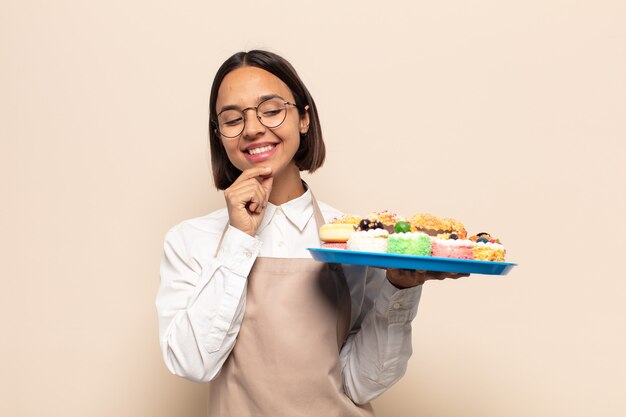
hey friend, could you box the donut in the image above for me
[319,223,356,243]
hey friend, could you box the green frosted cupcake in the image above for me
[387,232,432,256]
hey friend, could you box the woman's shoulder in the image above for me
[164,208,229,250]
[161,208,232,266]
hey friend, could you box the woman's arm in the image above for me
[157,167,272,382]
[156,224,261,382]
[339,267,422,404]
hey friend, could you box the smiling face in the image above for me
[215,66,309,181]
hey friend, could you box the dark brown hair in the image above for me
[208,50,325,190]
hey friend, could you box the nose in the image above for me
[241,107,266,139]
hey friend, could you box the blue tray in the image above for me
[307,248,516,276]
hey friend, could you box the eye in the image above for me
[258,98,286,118]
[219,110,244,126]
[223,116,243,126]
[260,108,284,118]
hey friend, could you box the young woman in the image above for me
[156,50,464,416]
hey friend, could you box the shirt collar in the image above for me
[281,188,314,231]
[257,187,314,234]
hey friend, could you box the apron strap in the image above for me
[310,192,327,244]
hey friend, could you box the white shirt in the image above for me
[156,189,422,404]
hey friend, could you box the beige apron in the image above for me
[207,196,375,417]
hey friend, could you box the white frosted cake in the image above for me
[347,229,389,252]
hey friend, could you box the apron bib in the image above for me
[207,196,375,417]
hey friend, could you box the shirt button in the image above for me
[243,249,252,258]
[393,302,401,310]
[278,241,285,247]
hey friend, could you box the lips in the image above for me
[243,142,279,162]
[246,144,275,155]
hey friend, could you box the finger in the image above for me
[229,183,265,211]
[430,272,469,280]
[235,176,271,209]
[251,180,269,213]
[386,268,428,288]
[250,184,268,214]
[261,176,273,206]
[390,268,425,280]
[229,178,266,198]
[228,177,263,194]
[235,184,261,212]
[250,186,266,213]
[233,167,273,185]
[228,176,270,210]
[442,272,470,279]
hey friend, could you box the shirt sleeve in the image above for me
[339,267,422,404]
[156,224,262,382]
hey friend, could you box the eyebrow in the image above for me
[218,93,284,113]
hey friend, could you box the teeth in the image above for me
[247,145,275,155]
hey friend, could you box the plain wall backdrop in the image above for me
[2,1,625,416]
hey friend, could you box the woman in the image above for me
[157,50,464,416]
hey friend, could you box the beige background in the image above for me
[2,0,625,416]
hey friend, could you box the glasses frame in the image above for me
[216,97,298,138]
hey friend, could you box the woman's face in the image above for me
[215,66,309,179]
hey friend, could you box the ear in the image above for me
[299,105,310,134]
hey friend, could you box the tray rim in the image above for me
[307,247,517,275]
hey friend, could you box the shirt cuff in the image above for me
[216,225,262,277]
[375,279,422,324]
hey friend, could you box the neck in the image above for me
[269,163,306,205]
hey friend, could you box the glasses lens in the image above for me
[218,110,244,138]
[257,99,287,128]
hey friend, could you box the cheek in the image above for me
[280,117,303,142]
[277,130,301,151]
[221,140,242,163]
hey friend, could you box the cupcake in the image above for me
[346,218,389,252]
[347,229,389,252]
[470,232,506,261]
[431,234,475,259]
[368,210,405,233]
[410,213,467,238]
[387,231,432,256]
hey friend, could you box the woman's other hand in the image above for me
[386,269,469,289]
[224,167,274,236]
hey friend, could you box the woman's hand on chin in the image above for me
[224,167,273,236]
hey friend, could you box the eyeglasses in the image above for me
[216,97,298,138]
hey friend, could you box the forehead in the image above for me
[216,66,294,109]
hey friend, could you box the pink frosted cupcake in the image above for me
[430,236,475,259]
